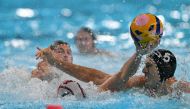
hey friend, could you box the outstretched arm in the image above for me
[42,49,110,85]
[54,62,110,85]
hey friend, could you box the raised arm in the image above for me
[99,52,143,91]
[99,42,157,91]
[119,52,142,81]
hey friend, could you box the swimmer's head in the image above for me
[50,40,69,49]
[147,49,177,82]
[75,27,96,53]
[50,40,73,63]
[78,27,96,40]
[57,80,86,99]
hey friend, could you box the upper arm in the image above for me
[99,74,145,92]
[119,53,142,81]
[99,73,124,91]
[124,75,145,88]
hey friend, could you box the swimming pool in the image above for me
[0,0,190,108]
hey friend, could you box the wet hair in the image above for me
[148,49,177,82]
[75,27,96,48]
[78,27,96,40]
[50,40,69,50]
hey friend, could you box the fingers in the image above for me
[36,47,42,51]
[135,39,160,55]
[36,51,43,60]
[43,50,56,65]
[136,43,153,55]
[35,47,47,60]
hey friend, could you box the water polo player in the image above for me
[38,13,190,97]
[75,27,115,56]
[31,40,73,81]
[57,80,86,99]
[42,47,190,97]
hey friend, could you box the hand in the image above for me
[135,39,160,55]
[41,48,59,66]
[35,47,50,60]
[31,68,51,80]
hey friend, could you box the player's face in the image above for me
[76,30,94,53]
[53,44,73,63]
[142,57,161,89]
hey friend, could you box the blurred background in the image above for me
[0,0,190,75]
[0,0,190,108]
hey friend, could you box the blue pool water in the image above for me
[0,0,190,109]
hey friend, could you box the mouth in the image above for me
[63,59,69,62]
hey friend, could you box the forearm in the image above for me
[119,52,142,81]
[53,60,110,85]
[99,52,142,91]
[44,49,110,84]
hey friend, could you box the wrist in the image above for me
[136,52,143,59]
[136,49,142,55]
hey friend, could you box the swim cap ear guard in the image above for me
[148,49,177,82]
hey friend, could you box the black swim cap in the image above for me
[148,49,177,82]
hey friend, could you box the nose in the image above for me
[63,53,68,58]
[64,55,67,58]
[63,53,72,61]
[81,41,86,45]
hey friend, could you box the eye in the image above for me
[148,25,154,31]
[77,37,82,41]
[57,50,62,53]
[67,50,71,55]
[55,49,65,54]
[59,50,64,53]
[135,30,142,35]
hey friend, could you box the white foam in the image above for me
[0,67,102,101]
[16,8,35,18]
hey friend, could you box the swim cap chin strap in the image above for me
[148,49,177,82]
